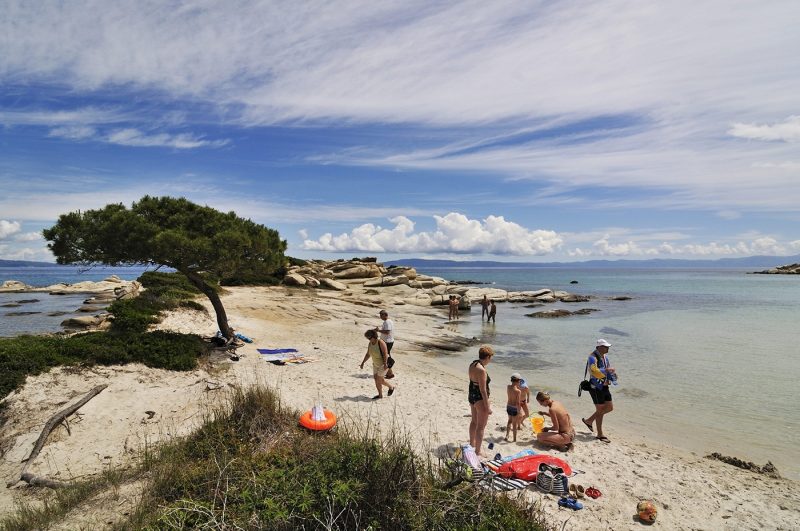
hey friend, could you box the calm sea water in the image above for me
[0,266,150,337]
[421,267,800,480]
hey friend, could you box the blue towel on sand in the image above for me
[258,348,298,354]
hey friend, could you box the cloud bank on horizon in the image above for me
[1,1,799,262]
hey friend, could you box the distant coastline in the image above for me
[386,253,800,269]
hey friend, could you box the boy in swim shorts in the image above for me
[505,373,523,442]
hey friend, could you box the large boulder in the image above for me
[387,266,417,280]
[332,264,382,279]
[559,294,590,303]
[363,275,410,287]
[465,287,508,302]
[304,277,321,288]
[61,315,106,328]
[0,280,30,291]
[284,273,307,286]
[320,278,348,291]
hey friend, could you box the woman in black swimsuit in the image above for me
[468,345,494,456]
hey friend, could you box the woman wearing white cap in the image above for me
[582,339,616,443]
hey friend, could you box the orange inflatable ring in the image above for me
[299,409,337,431]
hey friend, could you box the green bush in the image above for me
[0,332,206,414]
[125,388,544,530]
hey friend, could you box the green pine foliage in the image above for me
[43,196,288,337]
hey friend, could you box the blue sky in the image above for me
[2,0,799,262]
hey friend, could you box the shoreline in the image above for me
[1,284,799,528]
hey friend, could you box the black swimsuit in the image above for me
[468,360,491,404]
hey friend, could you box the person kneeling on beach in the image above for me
[536,391,575,452]
[505,373,523,442]
[360,329,395,400]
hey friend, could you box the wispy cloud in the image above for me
[0,107,127,126]
[105,128,229,149]
[46,124,229,149]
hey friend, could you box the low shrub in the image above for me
[0,332,206,414]
[125,388,544,530]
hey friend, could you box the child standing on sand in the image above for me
[505,373,523,441]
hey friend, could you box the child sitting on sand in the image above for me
[505,373,523,441]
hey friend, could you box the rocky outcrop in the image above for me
[282,257,588,311]
[527,308,600,318]
[753,263,800,275]
[0,280,29,291]
[61,314,113,330]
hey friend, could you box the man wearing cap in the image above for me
[581,339,616,443]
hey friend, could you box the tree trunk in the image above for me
[184,270,233,339]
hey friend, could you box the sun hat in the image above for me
[510,372,522,381]
[596,339,612,347]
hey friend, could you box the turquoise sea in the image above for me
[418,267,800,480]
[0,266,150,337]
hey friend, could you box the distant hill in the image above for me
[386,254,800,269]
[0,259,57,267]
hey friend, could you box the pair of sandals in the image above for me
[581,418,612,443]
[558,496,583,510]
[569,484,586,498]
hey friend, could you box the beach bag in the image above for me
[536,463,568,495]
[387,356,395,368]
[578,361,591,397]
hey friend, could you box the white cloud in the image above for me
[105,129,229,149]
[14,231,44,242]
[729,116,800,142]
[568,234,800,258]
[298,229,308,240]
[302,213,563,255]
[0,108,127,126]
[48,125,96,140]
[0,220,22,239]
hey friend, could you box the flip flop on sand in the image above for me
[581,418,593,432]
[585,487,602,499]
[558,496,583,510]
[388,388,395,396]
[596,436,611,443]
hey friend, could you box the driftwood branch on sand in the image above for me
[19,472,68,489]
[6,384,108,489]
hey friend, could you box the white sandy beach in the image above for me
[2,284,799,529]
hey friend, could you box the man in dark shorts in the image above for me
[581,339,616,443]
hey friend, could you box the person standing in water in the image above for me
[488,300,497,323]
[481,295,491,320]
[582,339,616,443]
[468,345,494,456]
